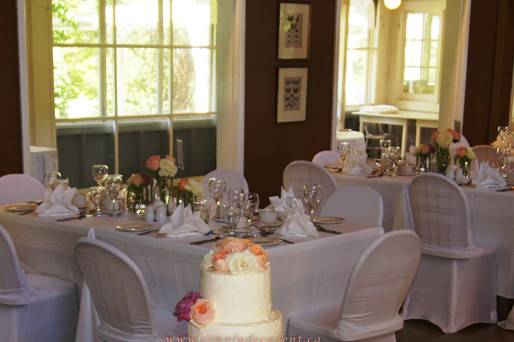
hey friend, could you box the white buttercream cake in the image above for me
[187,238,284,339]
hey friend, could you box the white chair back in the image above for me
[0,225,27,294]
[321,186,383,226]
[74,238,158,339]
[312,151,340,167]
[409,173,475,258]
[201,169,249,195]
[283,161,338,208]
[335,230,421,340]
[0,174,45,205]
[472,145,499,166]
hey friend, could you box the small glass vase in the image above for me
[455,158,471,185]
[416,154,430,173]
[436,146,450,174]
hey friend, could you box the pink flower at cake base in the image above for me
[190,299,215,328]
[173,292,202,322]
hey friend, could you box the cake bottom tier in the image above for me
[188,310,284,339]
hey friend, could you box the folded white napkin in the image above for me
[36,183,79,217]
[472,162,507,189]
[278,200,318,238]
[159,204,210,238]
[269,187,295,212]
[344,146,372,175]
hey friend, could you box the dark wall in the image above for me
[0,0,23,175]
[244,0,336,201]
[463,0,514,145]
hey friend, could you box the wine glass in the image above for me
[92,164,109,186]
[226,188,244,208]
[208,178,227,219]
[337,141,351,167]
[44,171,62,189]
[302,184,323,218]
[105,174,123,216]
[88,186,104,216]
[242,192,259,232]
[225,205,241,237]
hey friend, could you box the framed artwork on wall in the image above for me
[276,67,308,123]
[278,3,311,59]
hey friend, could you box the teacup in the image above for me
[259,208,278,224]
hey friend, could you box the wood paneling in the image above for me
[463,0,514,145]
[0,0,23,175]
[244,0,336,202]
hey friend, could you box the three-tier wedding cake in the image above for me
[174,238,284,339]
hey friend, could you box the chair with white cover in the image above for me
[402,173,497,333]
[0,174,45,205]
[321,186,383,226]
[312,151,340,167]
[74,237,187,341]
[0,224,78,342]
[288,230,421,341]
[201,169,249,195]
[472,145,499,166]
[283,160,338,209]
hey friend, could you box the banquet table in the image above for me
[0,205,384,339]
[333,172,514,298]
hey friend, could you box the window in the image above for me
[35,0,217,187]
[402,12,441,96]
[344,0,377,108]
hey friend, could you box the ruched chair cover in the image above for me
[472,145,499,166]
[402,173,497,333]
[288,230,421,341]
[312,151,340,167]
[0,224,78,342]
[74,237,187,342]
[0,174,45,205]
[283,161,338,209]
[321,187,384,226]
[201,169,249,195]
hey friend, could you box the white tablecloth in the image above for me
[333,172,514,298]
[0,207,383,340]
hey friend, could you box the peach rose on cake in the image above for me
[247,243,268,269]
[190,299,215,328]
[145,155,161,171]
[216,237,251,254]
[212,250,230,272]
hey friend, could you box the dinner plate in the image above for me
[250,236,281,247]
[312,216,345,225]
[7,203,37,213]
[115,223,153,233]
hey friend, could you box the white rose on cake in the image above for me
[227,250,261,275]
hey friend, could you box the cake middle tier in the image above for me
[201,268,272,324]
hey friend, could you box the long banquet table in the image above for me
[333,172,514,298]
[0,205,384,339]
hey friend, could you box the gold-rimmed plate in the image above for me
[7,203,37,213]
[312,216,345,225]
[115,223,153,233]
[250,236,281,247]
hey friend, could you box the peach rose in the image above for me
[127,173,143,186]
[216,238,251,254]
[457,146,467,158]
[190,299,215,327]
[146,155,161,171]
[212,250,229,272]
[247,243,268,269]
[178,178,188,191]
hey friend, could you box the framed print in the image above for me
[278,3,311,59]
[276,67,308,123]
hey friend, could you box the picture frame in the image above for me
[276,67,308,123]
[278,3,311,59]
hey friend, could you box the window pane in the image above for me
[404,41,422,67]
[406,13,424,40]
[115,0,159,44]
[172,0,212,46]
[429,41,438,67]
[173,48,212,113]
[431,15,440,39]
[53,47,101,118]
[117,48,167,115]
[52,0,99,44]
[403,67,435,94]
[428,67,437,85]
[345,50,367,106]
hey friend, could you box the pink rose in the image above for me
[146,155,161,171]
[190,299,215,327]
[216,237,251,254]
[173,292,201,322]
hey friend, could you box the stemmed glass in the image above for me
[225,202,241,237]
[88,186,104,216]
[497,126,512,178]
[208,178,227,219]
[92,164,109,186]
[242,193,259,235]
[105,174,124,216]
[337,141,351,167]
[226,188,244,207]
[302,184,323,218]
[44,171,62,189]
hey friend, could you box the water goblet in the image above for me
[242,193,259,236]
[208,178,227,219]
[337,141,351,167]
[92,164,109,186]
[88,186,104,216]
[225,205,241,237]
[302,184,323,218]
[105,174,123,216]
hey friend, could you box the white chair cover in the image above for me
[201,169,249,195]
[321,187,383,226]
[472,145,499,166]
[0,225,78,342]
[74,238,187,342]
[288,231,421,341]
[0,174,45,205]
[312,151,340,167]
[402,173,497,333]
[283,161,338,209]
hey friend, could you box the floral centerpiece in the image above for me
[413,143,434,173]
[146,155,178,197]
[432,128,460,173]
[492,127,513,177]
[454,146,476,180]
[126,173,152,213]
[176,178,203,207]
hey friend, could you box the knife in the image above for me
[56,214,87,222]
[190,236,221,245]
[315,224,342,235]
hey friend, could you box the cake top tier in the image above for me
[202,237,269,275]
